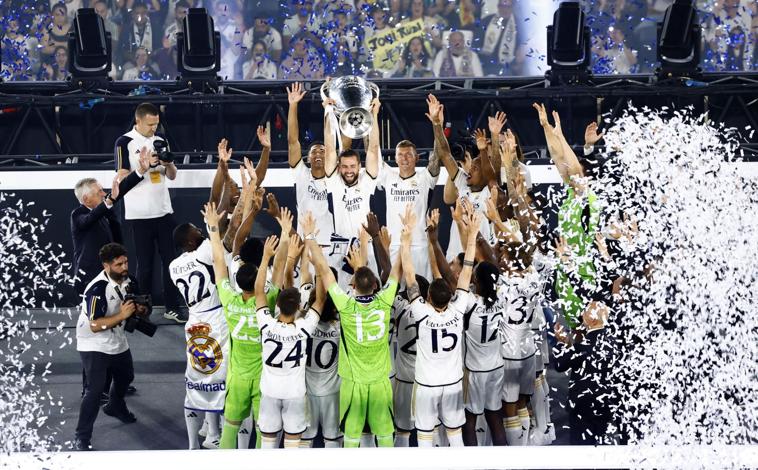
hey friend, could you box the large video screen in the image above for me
[1,0,756,82]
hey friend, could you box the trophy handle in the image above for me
[369,82,380,99]
[320,81,330,102]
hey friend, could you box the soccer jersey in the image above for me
[170,239,219,314]
[377,165,437,247]
[392,295,420,383]
[293,160,332,245]
[464,293,506,372]
[499,270,541,360]
[257,306,319,400]
[328,279,398,384]
[410,290,469,387]
[217,279,279,379]
[447,169,494,258]
[327,169,378,241]
[305,319,341,396]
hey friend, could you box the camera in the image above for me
[152,139,174,163]
[123,292,157,337]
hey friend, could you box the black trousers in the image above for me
[75,349,134,441]
[130,214,180,309]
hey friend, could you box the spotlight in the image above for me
[656,0,701,80]
[68,8,112,80]
[546,1,591,86]
[177,8,221,86]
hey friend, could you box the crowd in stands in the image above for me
[1,0,757,82]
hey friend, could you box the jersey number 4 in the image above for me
[355,310,386,343]
[431,328,458,353]
[264,339,304,368]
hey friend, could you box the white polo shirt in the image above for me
[114,127,174,220]
[76,270,133,355]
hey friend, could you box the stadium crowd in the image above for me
[71,79,645,451]
[2,0,758,82]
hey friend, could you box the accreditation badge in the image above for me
[149,171,162,184]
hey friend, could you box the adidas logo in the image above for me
[238,429,250,435]
[187,411,198,418]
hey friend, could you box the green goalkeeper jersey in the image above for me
[217,279,279,379]
[328,279,398,384]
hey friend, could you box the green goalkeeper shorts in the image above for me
[223,372,261,424]
[339,377,394,439]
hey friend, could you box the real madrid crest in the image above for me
[186,322,223,375]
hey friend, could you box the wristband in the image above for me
[463,260,475,267]
[208,226,218,232]
[305,233,317,241]
[106,194,115,203]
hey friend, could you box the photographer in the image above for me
[115,102,184,323]
[74,243,148,451]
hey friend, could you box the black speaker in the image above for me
[68,8,112,77]
[546,2,590,85]
[177,8,221,76]
[657,0,701,73]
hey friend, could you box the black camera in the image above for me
[123,293,157,337]
[152,139,174,163]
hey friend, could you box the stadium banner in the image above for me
[366,19,425,70]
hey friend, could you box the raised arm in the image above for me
[254,125,271,184]
[457,211,481,290]
[271,207,293,289]
[323,97,338,177]
[365,98,381,179]
[202,201,228,282]
[211,139,232,205]
[302,212,338,289]
[474,128,497,185]
[256,236,279,307]
[285,234,304,289]
[551,110,585,183]
[426,208,456,287]
[363,212,392,284]
[232,187,265,256]
[287,82,307,168]
[398,204,416,288]
[426,94,458,178]
[223,166,253,252]
[487,112,507,184]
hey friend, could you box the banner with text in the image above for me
[366,19,425,70]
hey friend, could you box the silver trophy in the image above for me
[320,76,380,139]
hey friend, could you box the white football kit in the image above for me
[169,239,229,412]
[293,159,333,246]
[410,291,469,432]
[391,295,420,432]
[499,270,541,402]
[463,293,506,415]
[302,319,342,442]
[256,306,320,434]
[446,170,495,259]
[378,164,438,280]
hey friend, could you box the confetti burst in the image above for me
[0,192,74,458]
[582,106,758,461]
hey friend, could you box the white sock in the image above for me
[237,416,253,449]
[504,416,521,446]
[446,428,464,447]
[417,431,434,447]
[185,410,203,450]
[299,439,313,448]
[533,378,548,435]
[324,437,341,448]
[434,425,448,447]
[283,438,300,449]
[518,408,530,446]
[542,377,553,427]
[394,432,410,447]
[205,412,221,439]
[261,435,278,449]
[476,414,491,446]
[360,433,375,447]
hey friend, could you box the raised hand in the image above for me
[399,203,417,232]
[426,208,439,232]
[239,165,250,194]
[425,94,444,125]
[502,129,517,161]
[218,138,232,162]
[370,97,381,116]
[346,243,365,270]
[451,198,464,223]
[201,201,225,227]
[110,176,120,200]
[138,147,151,173]
[584,122,603,147]
[243,157,258,188]
[462,153,473,174]
[484,191,502,223]
[466,211,483,239]
[265,193,281,219]
[551,110,563,137]
[286,81,307,105]
[276,206,293,235]
[473,128,488,151]
[262,235,279,259]
[363,212,381,238]
[288,233,304,260]
[257,125,271,149]
[488,111,507,136]
[379,226,391,251]
[301,211,317,238]
[358,226,370,251]
[251,187,266,213]
[532,102,549,127]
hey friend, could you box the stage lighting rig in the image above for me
[545,1,591,86]
[176,8,221,91]
[68,8,112,88]
[656,0,702,82]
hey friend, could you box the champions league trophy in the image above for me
[320,75,380,139]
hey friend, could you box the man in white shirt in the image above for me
[115,103,183,323]
[324,98,382,288]
[433,30,484,77]
[377,139,440,281]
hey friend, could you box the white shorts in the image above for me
[392,378,415,432]
[502,357,537,403]
[464,368,504,415]
[413,381,465,432]
[390,245,431,283]
[302,392,341,441]
[257,394,308,435]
